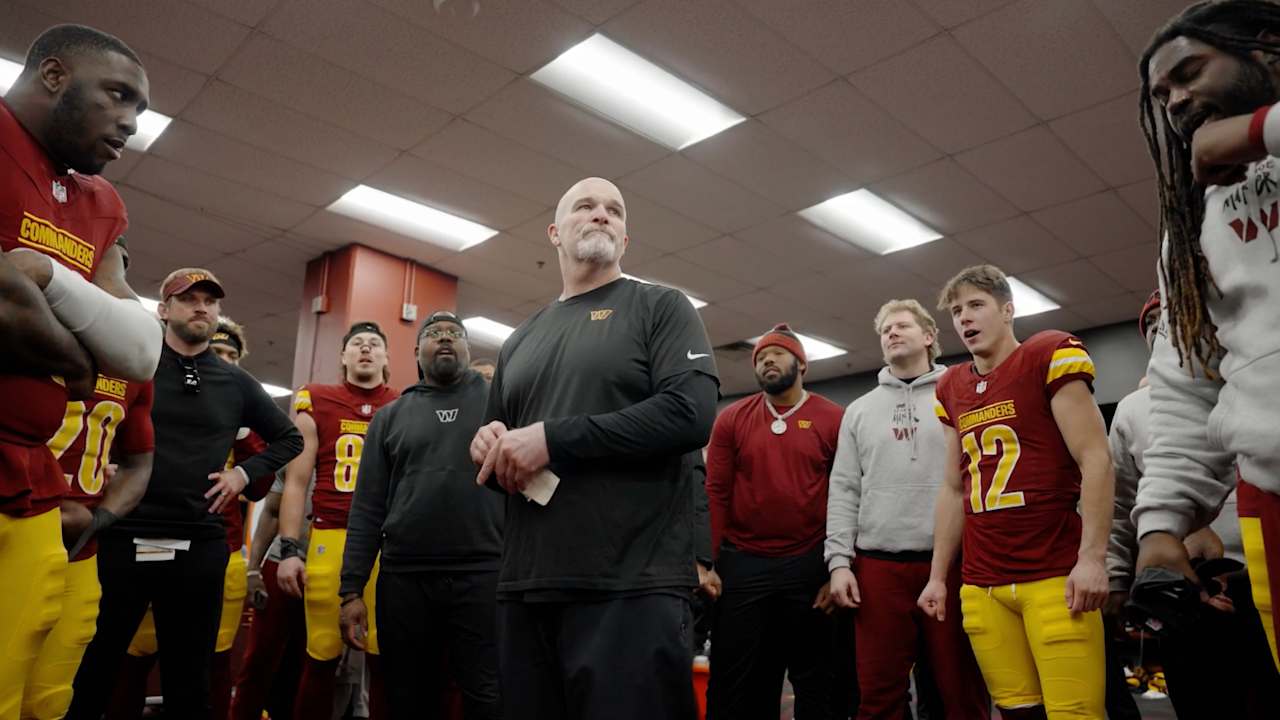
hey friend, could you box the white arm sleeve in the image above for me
[1133,285,1235,541]
[42,260,162,381]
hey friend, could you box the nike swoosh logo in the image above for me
[687,350,710,360]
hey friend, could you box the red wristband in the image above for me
[1249,105,1271,155]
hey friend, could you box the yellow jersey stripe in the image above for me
[1046,358,1096,385]
[934,400,949,421]
[293,388,313,412]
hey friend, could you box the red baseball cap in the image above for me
[160,268,225,300]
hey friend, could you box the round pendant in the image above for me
[771,419,787,435]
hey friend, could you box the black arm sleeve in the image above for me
[544,370,718,461]
[236,371,304,481]
[341,408,392,596]
[691,455,712,567]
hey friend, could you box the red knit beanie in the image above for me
[753,323,806,371]
[1138,290,1160,338]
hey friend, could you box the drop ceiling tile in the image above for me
[870,159,1020,235]
[1073,290,1151,328]
[1050,93,1154,188]
[16,0,249,73]
[219,35,452,150]
[231,239,315,280]
[628,255,754,303]
[365,154,548,231]
[1031,191,1156,257]
[953,216,1079,274]
[185,0,277,27]
[735,0,940,74]
[677,235,812,289]
[1116,178,1160,229]
[734,214,874,271]
[1092,0,1191,57]
[1090,243,1159,293]
[447,232,560,278]
[1017,259,1126,305]
[147,121,351,208]
[465,79,669,178]
[119,224,226,282]
[910,0,1018,28]
[1012,307,1089,338]
[683,121,858,212]
[698,303,771,347]
[954,125,1106,212]
[851,35,1037,154]
[761,80,942,186]
[883,238,986,283]
[290,212,456,268]
[183,82,399,179]
[767,272,868,316]
[102,152,144,184]
[261,0,515,114]
[601,0,836,114]
[723,290,809,325]
[410,120,585,206]
[550,0,639,25]
[433,251,562,301]
[205,255,304,302]
[620,155,784,233]
[370,0,593,72]
[457,280,529,316]
[952,0,1137,119]
[126,156,316,233]
[117,186,272,252]
[831,258,939,307]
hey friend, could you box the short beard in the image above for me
[46,81,103,175]
[1224,58,1277,116]
[756,363,799,396]
[572,231,619,265]
[425,354,463,385]
[172,318,213,345]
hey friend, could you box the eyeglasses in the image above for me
[180,357,201,395]
[423,329,465,340]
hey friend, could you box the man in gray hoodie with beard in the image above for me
[826,299,989,720]
[340,311,503,720]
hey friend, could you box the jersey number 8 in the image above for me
[48,400,126,495]
[962,424,1026,514]
[334,433,364,493]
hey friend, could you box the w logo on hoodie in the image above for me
[891,403,917,441]
[436,408,459,423]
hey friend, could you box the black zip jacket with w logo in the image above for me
[340,370,502,595]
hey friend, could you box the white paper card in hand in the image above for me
[522,469,559,506]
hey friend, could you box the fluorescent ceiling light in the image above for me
[531,34,745,150]
[260,383,293,398]
[0,58,172,151]
[799,189,942,255]
[463,316,516,345]
[138,297,159,313]
[622,273,707,309]
[749,331,847,362]
[1008,277,1060,318]
[329,185,497,252]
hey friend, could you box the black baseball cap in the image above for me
[418,310,466,338]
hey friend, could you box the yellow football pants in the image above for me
[0,509,67,720]
[127,550,248,656]
[304,527,380,659]
[960,575,1105,718]
[23,556,100,719]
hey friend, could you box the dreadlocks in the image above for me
[1138,0,1280,374]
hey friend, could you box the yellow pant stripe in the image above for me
[1241,517,1278,670]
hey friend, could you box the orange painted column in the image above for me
[292,244,457,389]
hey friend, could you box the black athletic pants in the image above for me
[377,569,502,720]
[706,545,842,720]
[497,592,697,720]
[67,534,228,720]
[1102,613,1141,720]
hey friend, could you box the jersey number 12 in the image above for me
[962,424,1026,514]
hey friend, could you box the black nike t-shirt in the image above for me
[486,277,720,595]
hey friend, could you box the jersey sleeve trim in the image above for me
[293,387,313,414]
[934,398,953,426]
[1045,348,1095,386]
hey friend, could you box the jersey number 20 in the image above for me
[962,424,1026,514]
[48,400,126,495]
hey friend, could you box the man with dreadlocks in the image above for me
[1135,0,1280,673]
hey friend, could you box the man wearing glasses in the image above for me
[67,268,303,720]
[341,311,504,719]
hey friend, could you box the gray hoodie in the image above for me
[1135,156,1280,541]
[826,364,947,570]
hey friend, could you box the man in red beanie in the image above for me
[705,324,848,719]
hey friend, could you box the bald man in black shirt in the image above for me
[471,177,719,720]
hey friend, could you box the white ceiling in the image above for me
[0,0,1186,394]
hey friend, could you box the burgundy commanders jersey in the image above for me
[294,382,399,530]
[0,98,129,516]
[47,377,155,559]
[934,330,1096,587]
[221,431,268,552]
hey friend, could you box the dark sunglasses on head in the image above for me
[180,356,201,395]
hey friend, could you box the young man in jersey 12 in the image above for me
[276,321,399,720]
[919,265,1112,719]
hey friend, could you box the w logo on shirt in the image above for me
[436,408,459,423]
[590,309,613,321]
